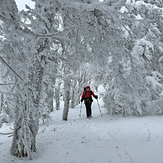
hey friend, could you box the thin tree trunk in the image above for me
[44,79,55,112]
[70,81,76,108]
[46,69,56,112]
[0,93,3,113]
[55,83,61,110]
[48,88,54,112]
[71,89,75,108]
[62,79,71,121]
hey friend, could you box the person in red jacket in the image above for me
[81,86,98,118]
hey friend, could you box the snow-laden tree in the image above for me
[102,0,163,116]
[0,0,35,158]
[125,0,163,115]
[0,0,71,158]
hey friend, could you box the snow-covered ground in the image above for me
[0,99,163,163]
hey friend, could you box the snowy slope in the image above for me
[0,100,163,163]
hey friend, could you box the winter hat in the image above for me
[86,86,90,89]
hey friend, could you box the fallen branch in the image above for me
[38,127,47,134]
[8,135,13,137]
[0,132,13,135]
[41,127,47,133]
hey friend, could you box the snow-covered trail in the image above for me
[1,100,163,163]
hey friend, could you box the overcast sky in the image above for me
[15,0,35,11]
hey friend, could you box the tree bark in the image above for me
[10,93,39,159]
[62,79,71,121]
[55,83,61,110]
[0,93,3,113]
[10,50,44,158]
[70,81,76,108]
[48,88,54,112]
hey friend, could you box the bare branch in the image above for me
[0,56,24,81]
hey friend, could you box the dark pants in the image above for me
[85,98,92,117]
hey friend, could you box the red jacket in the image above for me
[82,90,96,99]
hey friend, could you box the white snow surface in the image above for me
[0,99,163,163]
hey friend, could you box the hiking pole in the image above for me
[97,99,103,117]
[79,102,82,117]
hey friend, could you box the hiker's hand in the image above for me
[95,95,98,99]
[81,98,84,102]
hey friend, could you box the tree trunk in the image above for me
[71,88,75,108]
[62,79,71,121]
[46,70,56,112]
[10,112,38,159]
[10,93,39,159]
[70,81,76,108]
[11,52,44,158]
[48,88,54,112]
[55,83,61,110]
[44,79,55,112]
[0,93,3,113]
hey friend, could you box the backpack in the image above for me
[84,87,92,97]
